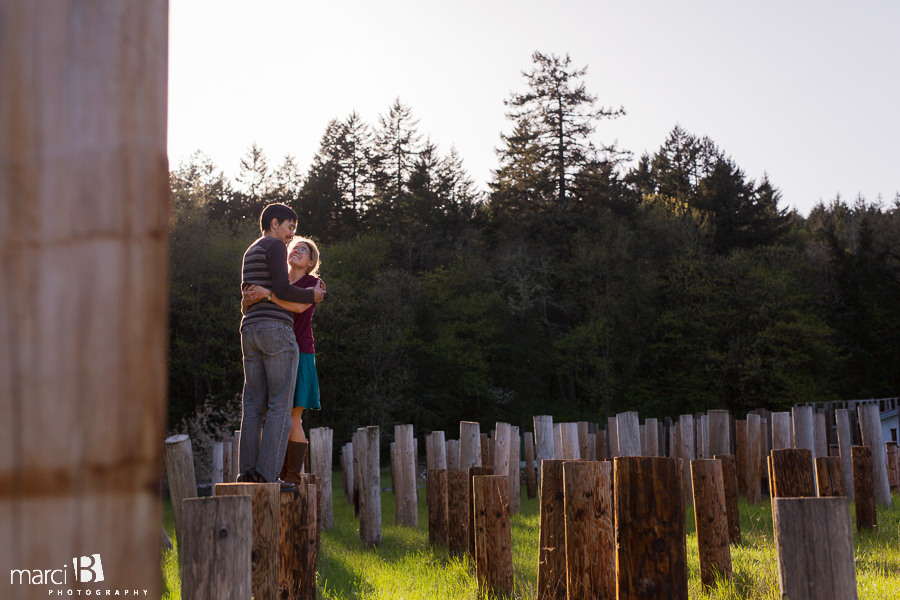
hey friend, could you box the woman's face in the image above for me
[288,242,313,271]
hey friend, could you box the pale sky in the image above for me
[169,0,899,216]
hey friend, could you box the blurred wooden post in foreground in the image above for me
[537,460,566,600]
[773,497,858,600]
[851,446,877,531]
[0,3,170,593]
[690,459,732,589]
[181,496,252,599]
[562,460,615,600]
[473,475,513,599]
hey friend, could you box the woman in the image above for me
[243,235,323,484]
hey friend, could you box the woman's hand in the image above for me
[243,285,270,306]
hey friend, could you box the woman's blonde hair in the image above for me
[288,236,321,278]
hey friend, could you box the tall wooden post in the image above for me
[814,412,828,460]
[577,421,590,459]
[851,446,877,531]
[482,433,493,467]
[182,496,252,599]
[0,2,169,595]
[395,424,417,527]
[460,421,483,471]
[835,409,855,501]
[560,422,580,459]
[746,414,762,504]
[212,441,225,486]
[708,410,731,457]
[678,415,695,503]
[607,417,619,458]
[309,427,334,530]
[431,431,447,470]
[446,439,460,471]
[364,426,382,545]
[562,461,615,600]
[615,457,688,600]
[165,434,198,546]
[690,460,732,588]
[735,421,748,496]
[524,432,537,499]
[537,460,566,600]
[617,411,641,457]
[773,498,858,600]
[792,406,816,489]
[509,426,521,514]
[215,482,282,600]
[714,454,740,544]
[494,423,512,491]
[597,430,608,460]
[473,475,514,599]
[771,412,791,450]
[858,403,892,506]
[645,418,659,456]
[534,415,554,488]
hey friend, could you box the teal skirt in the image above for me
[293,353,320,409]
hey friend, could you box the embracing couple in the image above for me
[237,203,325,492]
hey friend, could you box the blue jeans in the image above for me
[239,321,299,483]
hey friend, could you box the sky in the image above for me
[169,0,900,216]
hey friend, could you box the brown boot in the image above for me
[283,441,308,485]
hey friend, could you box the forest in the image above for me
[168,52,900,452]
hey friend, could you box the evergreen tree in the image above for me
[372,98,422,225]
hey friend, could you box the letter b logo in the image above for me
[73,554,104,583]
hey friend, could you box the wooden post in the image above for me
[586,432,597,460]
[771,412,791,450]
[792,405,816,488]
[481,433,493,467]
[814,412,828,460]
[395,424,417,527]
[427,469,449,546]
[1,2,169,594]
[577,421,590,459]
[770,449,815,498]
[353,429,365,524]
[432,431,447,470]
[233,430,242,482]
[537,460,566,600]
[886,441,900,493]
[468,466,494,561]
[222,440,233,484]
[426,433,435,470]
[851,445,877,531]
[215,482,281,600]
[708,410,731,457]
[494,423,512,493]
[534,415,555,488]
[772,498,858,600]
[699,414,709,459]
[617,411,641,457]
[858,403,892,506]
[446,439,460,471]
[473,475,514,599]
[447,469,469,555]
[509,426,521,514]
[279,490,299,598]
[607,417,619,458]
[181,496,252,599]
[835,409,855,501]
[735,421,747,496]
[678,415,695,503]
[597,429,608,460]
[459,421,482,470]
[746,414,762,504]
[343,443,354,504]
[690,460,732,588]
[714,454,741,544]
[560,422,580,459]
[815,457,845,497]
[212,441,225,487]
[364,426,382,545]
[615,457,688,600]
[309,427,334,530]
[645,418,659,457]
[165,434,199,545]
[554,423,563,461]
[524,432,537,499]
[562,460,615,600]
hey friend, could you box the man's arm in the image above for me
[266,241,316,303]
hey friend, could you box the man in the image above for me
[238,203,325,490]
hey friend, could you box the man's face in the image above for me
[271,219,297,243]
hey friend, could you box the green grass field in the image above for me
[162,470,900,599]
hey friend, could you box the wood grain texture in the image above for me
[678,415,695,504]
[851,445,876,531]
[446,439,460,471]
[310,427,334,530]
[212,442,225,486]
[815,456,845,497]
[773,497,858,600]
[617,412,641,457]
[481,433,493,467]
[459,421,482,470]
[708,411,731,458]
[468,466,494,561]
[770,449,816,498]
[607,418,619,459]
[364,426,381,545]
[473,475,514,598]
[690,460,732,588]
[714,454,741,544]
[537,460,566,600]
[577,422,590,459]
[432,431,447,470]
[182,496,252,600]
[562,461,615,600]
[447,469,469,555]
[395,425,416,526]
[735,421,748,497]
[427,469,449,546]
[771,412,791,450]
[814,412,828,460]
[645,418,659,457]
[560,422,580,460]
[1,2,169,595]
[597,430,607,461]
[165,434,198,545]
[296,480,318,600]
[509,426,521,514]
[858,403,892,506]
[534,415,555,489]
[524,432,537,499]
[792,406,815,455]
[494,423,511,494]
[835,409,855,501]
[280,490,299,599]
[215,482,281,600]
[614,457,688,600]
[745,415,762,504]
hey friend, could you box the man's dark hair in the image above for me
[259,203,298,234]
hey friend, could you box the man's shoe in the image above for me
[282,441,309,485]
[236,469,260,483]
[252,469,296,493]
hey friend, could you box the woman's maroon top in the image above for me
[290,274,320,353]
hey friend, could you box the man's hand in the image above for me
[243,285,269,306]
[313,280,327,303]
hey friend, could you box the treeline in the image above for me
[168,52,900,446]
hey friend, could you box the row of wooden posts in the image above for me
[164,428,336,600]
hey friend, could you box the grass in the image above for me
[162,471,900,599]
